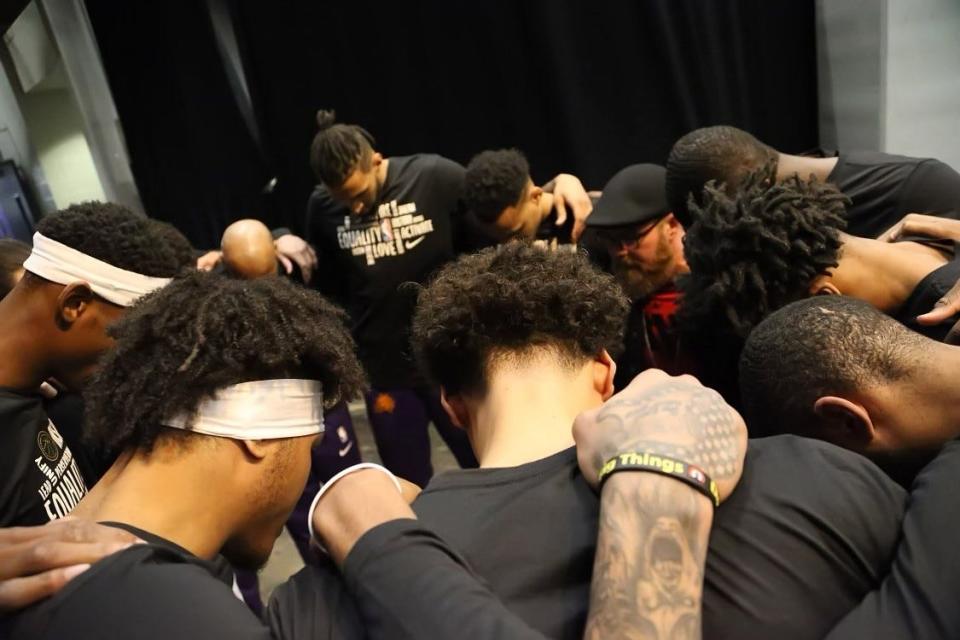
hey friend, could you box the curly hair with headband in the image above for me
[84,270,366,456]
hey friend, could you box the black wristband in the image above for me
[597,451,720,507]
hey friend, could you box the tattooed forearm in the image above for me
[585,473,713,640]
[592,381,741,483]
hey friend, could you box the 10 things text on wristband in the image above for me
[597,451,720,507]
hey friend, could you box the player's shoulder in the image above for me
[742,435,905,504]
[268,560,365,640]
[308,183,339,211]
[8,544,264,639]
[396,153,464,178]
[748,434,879,470]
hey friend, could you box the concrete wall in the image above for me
[41,0,143,212]
[0,48,56,213]
[815,0,885,151]
[884,0,960,169]
[2,0,112,212]
[817,0,960,169]
[19,81,105,207]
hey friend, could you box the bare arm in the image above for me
[576,370,747,640]
[587,474,712,640]
[877,213,960,243]
[876,213,960,340]
[543,173,594,242]
[311,468,415,564]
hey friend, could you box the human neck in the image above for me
[467,361,601,468]
[89,442,241,560]
[900,343,960,443]
[0,294,53,391]
[776,153,838,183]
[837,235,947,312]
[376,157,390,189]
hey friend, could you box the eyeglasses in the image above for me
[595,216,665,248]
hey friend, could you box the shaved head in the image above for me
[221,219,276,280]
[739,296,929,437]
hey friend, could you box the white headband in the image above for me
[23,232,172,307]
[162,379,325,440]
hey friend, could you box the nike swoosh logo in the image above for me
[338,441,354,457]
[404,237,426,250]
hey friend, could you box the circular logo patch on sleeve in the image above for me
[37,429,61,462]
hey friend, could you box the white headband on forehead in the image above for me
[22,232,172,307]
[162,379,325,440]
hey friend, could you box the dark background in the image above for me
[85,0,819,249]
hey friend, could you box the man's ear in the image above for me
[594,350,617,400]
[239,439,271,461]
[664,213,686,244]
[813,396,876,450]
[55,283,95,329]
[371,151,384,167]
[440,387,470,431]
[809,276,841,297]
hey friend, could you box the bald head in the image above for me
[221,219,277,280]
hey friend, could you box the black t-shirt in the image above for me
[824,437,960,639]
[269,519,546,640]
[412,437,905,640]
[269,437,905,640]
[702,436,904,639]
[305,154,465,388]
[0,388,89,526]
[415,448,596,639]
[4,522,269,639]
[43,391,112,485]
[894,254,960,342]
[5,517,542,640]
[825,151,960,238]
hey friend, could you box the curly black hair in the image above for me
[678,169,850,341]
[666,126,778,226]
[463,149,530,224]
[739,296,928,437]
[411,243,629,395]
[84,270,366,456]
[148,219,196,270]
[309,109,376,188]
[0,238,31,299]
[36,202,181,277]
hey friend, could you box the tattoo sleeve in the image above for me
[592,381,742,486]
[585,473,713,640]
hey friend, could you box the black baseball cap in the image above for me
[588,164,669,228]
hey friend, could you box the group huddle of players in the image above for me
[1,110,960,639]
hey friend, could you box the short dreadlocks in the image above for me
[679,169,850,340]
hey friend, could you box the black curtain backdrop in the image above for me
[85,1,273,247]
[86,0,818,248]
